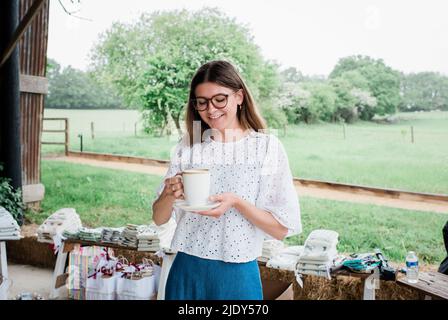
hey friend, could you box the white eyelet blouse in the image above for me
[155,130,302,263]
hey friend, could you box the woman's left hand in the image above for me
[195,193,239,218]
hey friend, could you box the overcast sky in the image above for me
[47,0,448,76]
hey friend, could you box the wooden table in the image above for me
[50,239,392,300]
[396,271,448,300]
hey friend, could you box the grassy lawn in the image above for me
[43,109,448,194]
[33,160,447,265]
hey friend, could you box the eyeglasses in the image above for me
[191,91,239,111]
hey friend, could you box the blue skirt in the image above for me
[165,251,263,300]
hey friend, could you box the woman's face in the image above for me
[194,82,244,132]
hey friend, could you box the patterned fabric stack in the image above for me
[37,208,82,244]
[78,227,103,242]
[136,225,159,251]
[62,229,80,240]
[296,229,339,279]
[0,206,21,240]
[137,218,177,252]
[101,227,124,245]
[119,224,139,248]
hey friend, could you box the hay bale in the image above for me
[7,226,441,300]
[260,263,438,300]
[291,274,420,300]
[6,236,56,269]
[112,248,163,266]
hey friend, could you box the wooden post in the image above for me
[0,0,46,68]
[78,134,83,152]
[91,122,94,140]
[411,126,414,144]
[134,122,137,137]
[343,124,346,140]
[65,118,69,156]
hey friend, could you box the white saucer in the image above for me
[173,199,220,212]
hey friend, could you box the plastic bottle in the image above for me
[405,251,419,283]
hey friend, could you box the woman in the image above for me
[152,60,301,300]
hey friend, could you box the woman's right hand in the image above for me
[163,173,184,200]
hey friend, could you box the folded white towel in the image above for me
[300,247,337,262]
[306,229,339,244]
[267,253,301,271]
[279,245,304,256]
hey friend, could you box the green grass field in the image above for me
[43,109,448,194]
[35,160,447,265]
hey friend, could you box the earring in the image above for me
[238,104,242,110]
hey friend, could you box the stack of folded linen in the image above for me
[62,229,80,240]
[259,239,286,263]
[137,218,177,252]
[101,227,123,245]
[266,245,304,271]
[78,227,103,242]
[0,207,21,240]
[119,224,139,248]
[296,229,339,279]
[136,225,159,251]
[37,208,82,244]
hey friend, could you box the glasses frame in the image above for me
[192,90,240,112]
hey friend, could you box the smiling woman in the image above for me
[185,60,266,144]
[151,60,302,300]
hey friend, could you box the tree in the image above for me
[136,55,190,136]
[329,77,358,123]
[280,67,304,84]
[90,8,280,135]
[300,82,337,123]
[330,55,401,118]
[400,72,448,111]
[351,88,377,121]
[46,58,123,109]
[278,82,309,124]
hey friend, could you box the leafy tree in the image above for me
[278,83,310,124]
[46,58,123,109]
[136,55,190,136]
[336,69,370,91]
[329,77,358,123]
[280,67,304,84]
[330,55,401,118]
[351,88,377,121]
[400,72,448,111]
[258,99,288,130]
[90,8,280,135]
[300,82,337,123]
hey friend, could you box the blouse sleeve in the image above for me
[154,139,185,223]
[255,134,302,238]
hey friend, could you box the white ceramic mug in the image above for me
[182,169,210,206]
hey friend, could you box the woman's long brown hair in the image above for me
[185,60,267,145]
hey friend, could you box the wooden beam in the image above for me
[0,0,46,68]
[19,74,48,94]
[67,151,170,167]
[65,151,448,204]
